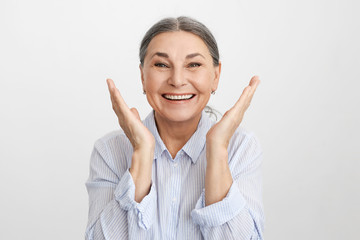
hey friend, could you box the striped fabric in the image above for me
[85,110,265,239]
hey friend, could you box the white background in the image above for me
[1,0,359,239]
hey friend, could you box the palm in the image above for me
[206,76,260,149]
[106,78,155,150]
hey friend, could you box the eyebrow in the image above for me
[151,52,169,59]
[186,53,205,59]
[150,52,205,60]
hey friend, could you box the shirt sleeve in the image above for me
[191,132,265,240]
[85,138,157,240]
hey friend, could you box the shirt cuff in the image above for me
[191,181,246,227]
[114,169,157,230]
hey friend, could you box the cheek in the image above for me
[190,70,215,92]
[144,70,166,91]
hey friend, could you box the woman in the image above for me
[85,16,264,239]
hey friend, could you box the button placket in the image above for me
[168,155,182,238]
[170,160,180,205]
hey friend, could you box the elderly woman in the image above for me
[85,16,264,239]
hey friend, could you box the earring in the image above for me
[143,90,146,95]
[211,90,216,95]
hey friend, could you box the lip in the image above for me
[162,93,195,96]
[161,93,196,103]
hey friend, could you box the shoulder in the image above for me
[230,126,262,151]
[227,126,263,170]
[94,129,130,152]
[92,129,133,173]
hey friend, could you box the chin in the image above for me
[156,108,202,123]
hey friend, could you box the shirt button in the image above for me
[172,197,176,202]
[174,163,178,167]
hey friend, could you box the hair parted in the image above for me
[139,16,219,67]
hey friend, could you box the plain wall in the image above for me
[0,0,359,239]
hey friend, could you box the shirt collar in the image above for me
[182,110,214,163]
[143,110,215,163]
[143,110,167,160]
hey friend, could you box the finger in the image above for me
[220,76,260,127]
[246,76,261,106]
[230,75,260,116]
[249,75,260,87]
[232,85,252,112]
[248,75,260,96]
[106,78,115,91]
[106,78,117,107]
[106,79,132,121]
[219,86,251,126]
[130,107,141,121]
[106,78,129,109]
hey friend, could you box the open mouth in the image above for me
[162,94,195,101]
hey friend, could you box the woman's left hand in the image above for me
[206,76,260,151]
[204,76,260,205]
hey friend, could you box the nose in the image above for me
[167,67,187,87]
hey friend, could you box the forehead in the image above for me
[146,31,211,58]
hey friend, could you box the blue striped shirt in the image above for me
[85,110,264,239]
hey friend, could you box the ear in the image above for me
[139,63,145,90]
[211,61,221,91]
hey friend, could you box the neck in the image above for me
[154,111,201,158]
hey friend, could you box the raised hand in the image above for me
[106,78,155,202]
[106,78,155,151]
[206,76,260,151]
[204,76,260,206]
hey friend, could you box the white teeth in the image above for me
[164,94,194,100]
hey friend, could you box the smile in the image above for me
[162,94,195,101]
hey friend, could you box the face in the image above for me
[140,31,221,125]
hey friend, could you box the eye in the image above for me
[154,62,169,68]
[188,62,201,68]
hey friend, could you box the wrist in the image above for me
[206,144,228,161]
[133,145,154,158]
[130,149,154,176]
[129,149,154,203]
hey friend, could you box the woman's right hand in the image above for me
[106,78,155,152]
[107,78,155,202]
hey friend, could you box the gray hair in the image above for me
[139,16,219,67]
